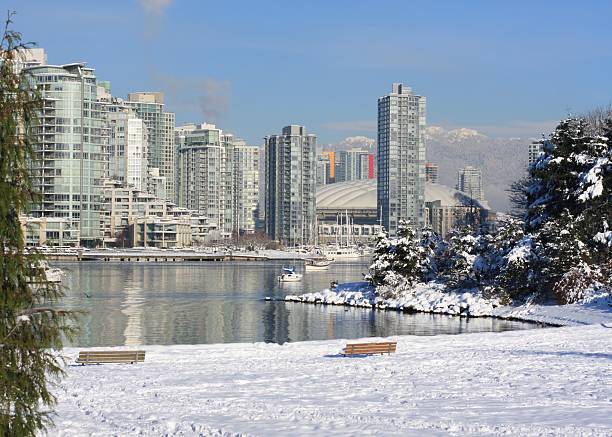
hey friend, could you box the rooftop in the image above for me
[316,180,489,210]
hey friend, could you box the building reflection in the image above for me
[58,261,538,347]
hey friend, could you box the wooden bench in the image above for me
[343,341,397,356]
[76,350,145,365]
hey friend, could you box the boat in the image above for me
[44,266,64,283]
[278,266,303,282]
[304,257,332,271]
[322,245,363,259]
[27,261,64,284]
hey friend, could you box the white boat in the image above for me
[304,257,332,271]
[27,261,64,284]
[278,266,303,282]
[44,267,64,283]
[322,246,363,260]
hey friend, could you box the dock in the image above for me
[41,248,313,263]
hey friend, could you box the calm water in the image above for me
[56,261,540,347]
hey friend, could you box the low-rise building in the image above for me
[316,180,495,240]
[20,216,77,247]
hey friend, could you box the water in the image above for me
[56,261,540,347]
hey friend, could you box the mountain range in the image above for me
[332,127,534,212]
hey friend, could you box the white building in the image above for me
[177,123,226,235]
[25,62,108,246]
[232,140,260,234]
[177,123,259,237]
[264,125,317,245]
[528,140,545,166]
[100,180,218,247]
[456,166,484,201]
[336,148,371,182]
[377,83,427,235]
[317,180,494,240]
[98,90,149,192]
[126,92,176,202]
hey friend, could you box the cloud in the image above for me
[321,120,376,132]
[137,0,174,39]
[138,0,174,15]
[153,73,231,122]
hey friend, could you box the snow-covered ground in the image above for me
[50,324,611,436]
[48,281,611,436]
[286,282,612,326]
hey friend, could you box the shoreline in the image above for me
[281,282,612,328]
[270,296,561,327]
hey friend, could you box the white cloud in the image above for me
[138,0,174,16]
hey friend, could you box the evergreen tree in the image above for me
[0,14,75,435]
[419,227,444,278]
[441,227,478,288]
[366,221,429,288]
[365,229,393,286]
[391,221,428,285]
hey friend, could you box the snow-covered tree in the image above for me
[442,227,479,288]
[365,229,393,286]
[419,227,444,278]
[366,221,429,288]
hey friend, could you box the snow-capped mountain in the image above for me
[425,126,530,212]
[426,126,488,143]
[329,127,533,212]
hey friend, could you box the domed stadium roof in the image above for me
[316,180,489,210]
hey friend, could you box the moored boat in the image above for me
[304,257,332,271]
[278,266,303,282]
[322,245,363,259]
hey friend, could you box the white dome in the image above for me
[316,180,489,210]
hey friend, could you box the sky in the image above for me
[5,0,612,144]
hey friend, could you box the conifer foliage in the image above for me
[366,221,428,290]
[367,116,611,305]
[0,13,75,435]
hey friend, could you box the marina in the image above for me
[39,247,369,263]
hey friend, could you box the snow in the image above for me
[577,156,608,201]
[49,325,612,436]
[286,282,612,326]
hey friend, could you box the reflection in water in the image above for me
[57,261,541,347]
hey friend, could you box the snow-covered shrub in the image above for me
[552,263,608,304]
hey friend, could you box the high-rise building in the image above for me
[425,162,439,184]
[457,165,484,201]
[322,151,336,183]
[232,140,260,234]
[97,87,149,191]
[14,48,47,73]
[336,148,371,182]
[176,123,259,236]
[264,125,317,245]
[528,140,545,166]
[367,154,375,179]
[177,123,226,235]
[315,154,330,186]
[25,63,108,246]
[377,83,426,235]
[126,92,175,202]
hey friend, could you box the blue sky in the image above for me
[5,0,612,144]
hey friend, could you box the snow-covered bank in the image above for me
[285,282,612,327]
[50,325,611,436]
